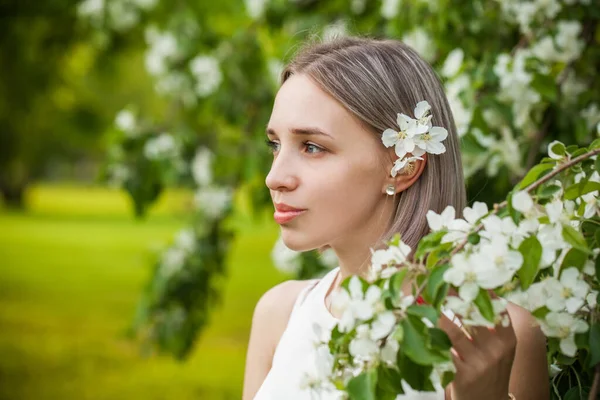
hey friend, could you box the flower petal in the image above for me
[414,101,431,119]
[382,129,398,147]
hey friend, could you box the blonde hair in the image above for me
[281,36,467,253]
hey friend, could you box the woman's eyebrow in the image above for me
[266,127,333,139]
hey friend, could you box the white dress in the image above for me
[253,267,446,400]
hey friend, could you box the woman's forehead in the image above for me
[268,74,359,139]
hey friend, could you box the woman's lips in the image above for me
[274,209,306,224]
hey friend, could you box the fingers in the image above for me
[438,313,475,358]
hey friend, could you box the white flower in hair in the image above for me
[413,100,433,128]
[382,114,419,159]
[391,155,423,177]
[381,100,448,177]
[413,126,448,155]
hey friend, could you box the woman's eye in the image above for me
[265,139,280,153]
[304,142,324,154]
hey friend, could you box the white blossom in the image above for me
[560,71,586,103]
[427,206,458,231]
[193,186,232,219]
[587,290,598,308]
[462,201,489,225]
[271,236,301,274]
[143,133,178,160]
[370,311,396,340]
[380,337,400,365]
[189,55,222,97]
[191,147,214,187]
[540,312,588,356]
[441,48,464,78]
[77,0,104,20]
[581,103,600,131]
[174,228,196,253]
[402,28,436,62]
[333,278,383,332]
[115,109,136,134]
[161,247,186,277]
[512,191,534,213]
[381,0,402,19]
[107,0,139,31]
[349,324,379,360]
[144,27,179,76]
[537,224,568,267]
[545,267,590,313]
[244,0,268,19]
[413,126,448,155]
[391,155,423,177]
[320,248,339,269]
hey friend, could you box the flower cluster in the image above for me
[311,139,600,397]
[381,101,448,177]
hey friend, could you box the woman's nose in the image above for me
[265,154,299,192]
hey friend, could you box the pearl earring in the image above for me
[385,184,395,196]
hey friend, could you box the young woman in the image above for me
[243,37,549,399]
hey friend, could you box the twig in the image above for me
[589,364,600,400]
[451,147,600,256]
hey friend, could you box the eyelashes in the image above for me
[264,139,324,155]
[265,139,280,152]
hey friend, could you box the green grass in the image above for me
[0,184,286,399]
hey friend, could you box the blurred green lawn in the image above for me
[0,184,286,400]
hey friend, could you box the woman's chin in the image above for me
[279,230,322,253]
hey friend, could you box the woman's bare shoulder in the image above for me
[242,278,319,399]
[254,278,319,325]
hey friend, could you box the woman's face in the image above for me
[265,74,395,252]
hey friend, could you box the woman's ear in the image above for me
[383,153,427,195]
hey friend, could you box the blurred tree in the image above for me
[0,0,82,206]
[0,0,164,208]
[79,0,600,396]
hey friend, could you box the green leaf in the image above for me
[401,316,449,366]
[595,154,600,173]
[564,181,600,200]
[414,230,447,261]
[563,387,588,400]
[550,141,566,157]
[347,369,378,400]
[531,73,557,101]
[596,256,600,281]
[532,306,550,320]
[392,324,404,342]
[397,351,435,391]
[407,305,439,325]
[589,323,600,368]
[474,289,494,322]
[429,328,452,351]
[389,269,408,302]
[517,236,542,289]
[425,264,450,305]
[441,371,455,388]
[376,365,404,396]
[589,138,600,150]
[559,248,587,273]
[537,184,561,199]
[562,224,591,254]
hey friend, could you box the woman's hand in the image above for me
[438,313,517,400]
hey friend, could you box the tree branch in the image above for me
[589,364,600,400]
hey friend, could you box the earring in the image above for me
[385,184,395,196]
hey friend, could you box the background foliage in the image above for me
[1,0,599,398]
